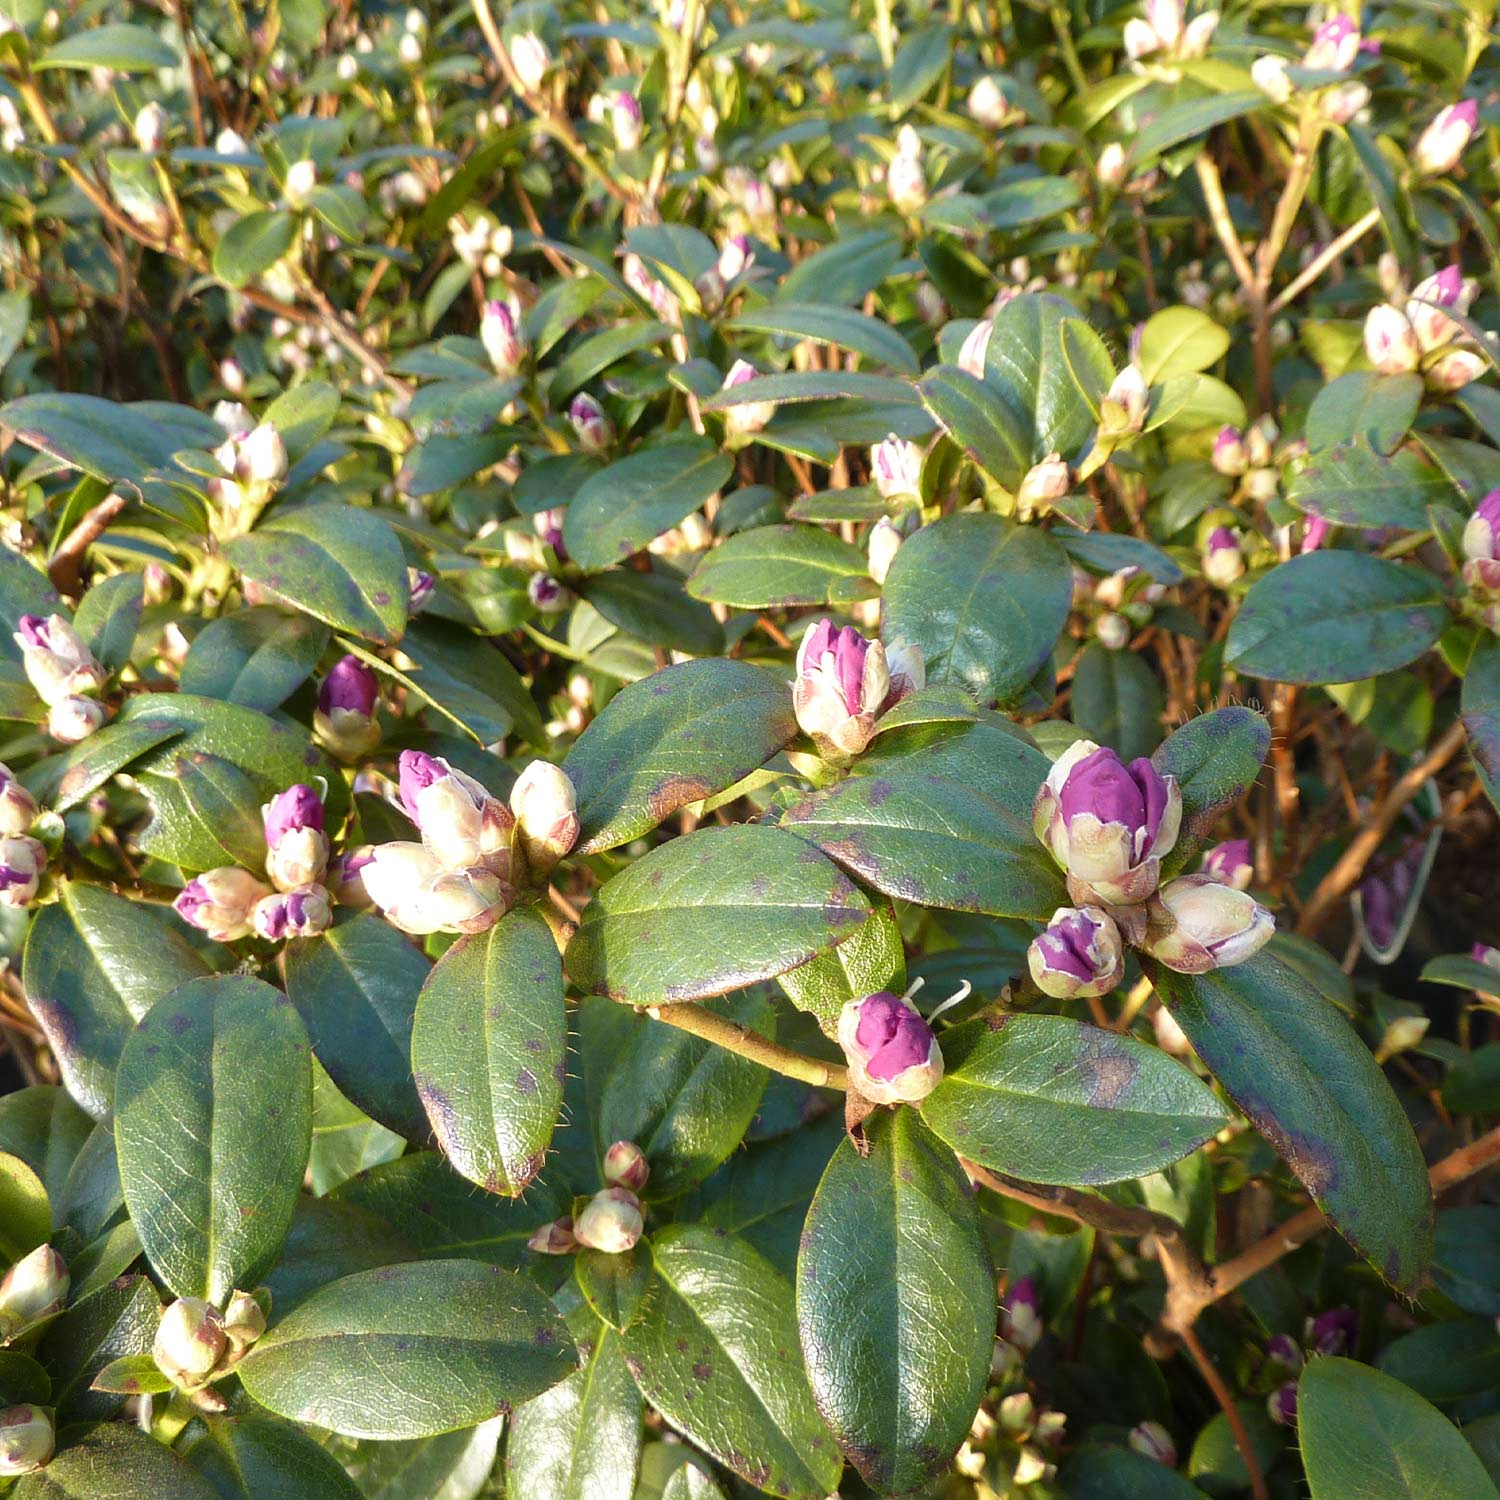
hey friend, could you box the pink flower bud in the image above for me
[1001,1275,1043,1353]
[574,1187,644,1253]
[793,619,894,757]
[602,1140,650,1192]
[610,91,644,151]
[1200,838,1252,890]
[528,1215,578,1255]
[1425,346,1487,392]
[1414,99,1478,176]
[0,1245,68,1331]
[327,845,375,908]
[153,1297,228,1390]
[0,762,38,837]
[362,842,510,935]
[568,392,614,453]
[0,1406,53,1476]
[836,990,944,1105]
[1128,1421,1177,1466]
[718,233,754,282]
[315,655,381,759]
[1017,454,1072,513]
[174,867,273,942]
[14,613,106,704]
[1032,740,1181,906]
[1203,525,1244,587]
[869,434,922,500]
[481,296,526,374]
[252,883,332,940]
[263,784,329,891]
[1303,13,1360,71]
[1211,425,1247,476]
[1463,490,1500,563]
[0,836,45,908]
[721,359,775,437]
[397,751,516,878]
[1103,364,1148,433]
[1300,515,1331,553]
[1363,303,1421,374]
[1142,874,1275,972]
[957,318,992,377]
[1406,265,1475,352]
[1320,80,1368,124]
[1028,906,1125,999]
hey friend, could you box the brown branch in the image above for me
[1181,1322,1270,1500]
[642,1001,849,1090]
[48,494,128,596]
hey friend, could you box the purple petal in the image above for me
[1059,746,1145,830]
[398,750,444,822]
[865,1011,934,1080]
[265,784,324,843]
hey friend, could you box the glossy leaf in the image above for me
[212,211,299,289]
[37,1273,159,1419]
[1290,440,1452,529]
[797,1109,993,1491]
[0,1151,48,1261]
[12,1423,220,1499]
[577,1245,654,1332]
[685,524,872,609]
[778,900,905,1036]
[1464,633,1500,813]
[410,906,566,1197]
[342,1420,502,1500]
[114,974,313,1302]
[179,608,330,711]
[187,1414,365,1500]
[564,824,870,1004]
[1151,705,1271,871]
[237,1259,577,1439]
[564,657,795,853]
[36,22,177,71]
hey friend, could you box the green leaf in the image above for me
[115,691,344,871]
[0,549,63,654]
[259,384,339,463]
[37,1274,159,1419]
[225,505,408,645]
[1289,440,1452,529]
[20,718,183,811]
[564,658,795,853]
[564,824,870,1004]
[779,900,905,1036]
[579,570,725,657]
[115,974,313,1302]
[1299,1356,1500,1499]
[0,393,180,491]
[918,366,1033,489]
[725,304,918,374]
[1130,91,1264,165]
[0,1151,48,1261]
[860,713,1050,819]
[1135,306,1231,384]
[1153,952,1433,1290]
[1151,705,1271,870]
[12,1423,220,1499]
[1070,642,1164,763]
[411,907,565,1197]
[506,1301,642,1500]
[662,1468,727,1500]
[1305,372,1422,454]
[1378,1318,1500,1403]
[1422,953,1500,995]
[882,512,1072,707]
[0,1086,93,1202]
[178,608,330,710]
[22,881,214,1120]
[684,524,871,608]
[563,441,735,573]
[283,912,429,1142]
[1061,1445,1211,1498]
[982,174,1084,230]
[776,231,901,305]
[35,21,177,71]
[783,771,1063,919]
[597,990,773,1198]
[72,573,142,675]
[237,1259,577,1439]
[797,1110,993,1491]
[547,321,676,405]
[624,1225,842,1500]
[1433,1207,1500,1317]
[187,1414,365,1500]
[702,370,917,412]
[1463,634,1500,813]
[398,431,519,497]
[212,211,298,289]
[920,1016,1229,1185]
[342,1420,502,1500]
[1226,553,1447,685]
[0,291,31,375]
[577,1245,654,1332]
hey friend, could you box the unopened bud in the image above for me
[509,760,579,877]
[1426,346,1487,392]
[568,392,614,453]
[574,1187,644,1254]
[362,843,509,936]
[837,990,943,1105]
[528,1215,577,1255]
[1143,874,1275,973]
[47,694,106,744]
[263,784,329,891]
[0,1405,53,1476]
[0,763,38,836]
[1128,1420,1177,1467]
[252,883,332,941]
[1376,1013,1430,1063]
[1364,303,1421,374]
[867,516,906,586]
[967,75,1008,129]
[153,1297,228,1389]
[0,836,46,908]
[14,614,107,705]
[1028,906,1125,999]
[398,750,515,878]
[408,567,436,613]
[721,359,775,437]
[510,31,550,92]
[241,423,288,484]
[957,318,992,377]
[315,655,381,760]
[1202,526,1244,587]
[1002,1275,1043,1353]
[133,101,169,153]
[1017,454,1071,513]
[869,434,922,501]
[1267,1381,1298,1427]
[602,1140,650,1192]
[528,573,566,612]
[1321,81,1369,126]
[222,1289,268,1352]
[1101,364,1148,434]
[1097,141,1127,188]
[0,1245,68,1332]
[173,867,273,942]
[1095,610,1131,650]
[1211,425,1247,475]
[1414,99,1478,177]
[481,296,526,375]
[284,158,317,208]
[1200,838,1252,890]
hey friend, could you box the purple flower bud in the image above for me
[870,434,922,500]
[1304,13,1359,71]
[396,751,515,879]
[793,619,907,757]
[1309,1306,1357,1356]
[0,1405,54,1476]
[1265,1332,1304,1373]
[264,784,324,844]
[319,655,378,718]
[1211,425,1248,476]
[574,1187,644,1253]
[718,233,754,282]
[327,845,375,908]
[408,567,436,614]
[264,785,329,891]
[1203,526,1244,587]
[1033,740,1182,906]
[721,359,775,438]
[252,883,332,941]
[1028,906,1125,999]
[1128,1420,1177,1467]
[528,1215,578,1255]
[1415,99,1478,176]
[13,613,106,705]
[1359,871,1399,949]
[0,836,45,908]
[836,990,943,1105]
[531,506,568,557]
[362,842,510,935]
[529,572,566,611]
[1407,266,1475,351]
[1143,874,1275,972]
[610,91,643,151]
[568,392,614,453]
[174,867,273,942]
[1300,514,1331,554]
[602,1139,650,1192]
[1474,941,1500,973]
[0,762,37,837]
[481,295,526,374]
[1001,1275,1043,1353]
[1201,839,1253,890]
[1267,1381,1298,1427]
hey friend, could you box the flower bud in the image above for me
[1202,525,1244,587]
[1309,1306,1357,1355]
[0,836,46,908]
[1095,611,1131,651]
[1252,54,1293,103]
[1096,141,1128,188]
[47,694,106,744]
[869,434,922,500]
[1211,425,1247,475]
[362,842,510,935]
[1426,346,1487,392]
[315,655,381,759]
[957,317,993,377]
[1267,1381,1298,1426]
[967,76,1008,128]
[1102,364,1148,434]
[718,233,754,283]
[1128,1420,1177,1466]
[14,614,107,705]
[133,101,169,153]
[0,1245,68,1332]
[528,1215,577,1255]
[1407,265,1475,352]
[173,867,273,942]
[1301,514,1331,554]
[528,573,566,612]
[1266,1332,1303,1374]
[1181,10,1218,57]
[214,398,253,435]
[610,91,643,151]
[1464,490,1500,565]
[1376,1013,1430,1062]
[326,846,375,908]
[0,1405,53,1476]
[510,31,550,91]
[154,1297,228,1390]
[284,157,317,208]
[398,29,423,64]
[1001,1275,1042,1353]
[216,127,249,155]
[793,619,896,757]
[867,517,905,586]
[1123,17,1160,59]
[0,763,38,837]
[1200,838,1252,890]
[1017,454,1071,514]
[509,760,579,878]
[568,392,613,453]
[1415,99,1479,177]
[1014,1446,1053,1484]
[223,1289,268,1352]
[408,567,435,614]
[532,507,567,556]
[481,296,526,375]
[241,423,288,484]
[1363,303,1421,374]
[1242,465,1279,503]
[252,883,332,941]
[1028,906,1125,999]
[1321,80,1369,125]
[574,1187,644,1254]
[1033,740,1181,906]
[837,990,944,1105]
[1303,13,1360,71]
[263,784,329,891]
[398,751,516,878]
[602,1140,651,1192]
[721,360,775,437]
[887,150,927,214]
[1143,874,1275,972]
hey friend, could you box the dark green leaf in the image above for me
[1289,440,1452,529]
[188,1414,364,1500]
[1151,706,1271,870]
[1378,1318,1500,1403]
[1463,634,1500,813]
[72,573,142,675]
[179,608,330,710]
[1070,642,1164,763]
[37,1273,158,1419]
[12,1423,219,1499]
[212,212,299,289]
[36,22,177,71]
[580,570,725,656]
[1305,372,1422,454]
[684,524,871,608]
[725,304,918,374]
[577,1245,654,1332]
[918,367,1032,489]
[20,718,183,812]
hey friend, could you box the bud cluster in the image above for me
[1364,265,1488,393]
[1251,13,1376,123]
[792,619,924,759]
[0,760,44,911]
[14,613,110,745]
[449,211,514,276]
[1210,415,1282,501]
[1124,0,1218,65]
[528,1141,650,1257]
[152,1290,267,1393]
[206,414,289,534]
[1029,740,1274,988]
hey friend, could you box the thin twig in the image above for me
[1268,206,1381,315]
[643,1001,850,1089]
[1180,1322,1270,1500]
[48,494,127,595]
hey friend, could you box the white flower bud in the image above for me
[0,836,46,908]
[509,760,579,877]
[284,158,318,207]
[0,1245,68,1332]
[0,763,38,836]
[1143,874,1275,973]
[1364,304,1421,374]
[133,101,169,153]
[602,1140,650,1192]
[154,1298,228,1389]
[574,1187,644,1253]
[0,1406,53,1476]
[510,31,550,91]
